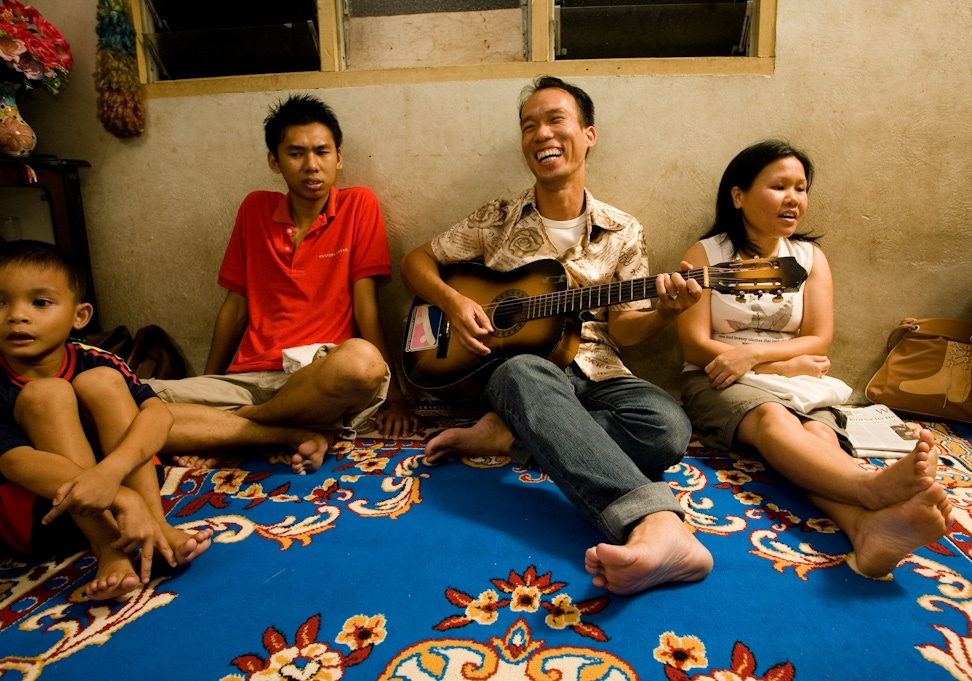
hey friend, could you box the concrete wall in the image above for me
[14,1,972,400]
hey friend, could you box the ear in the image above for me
[72,302,93,331]
[731,186,744,209]
[335,148,344,171]
[585,125,597,150]
[268,151,282,174]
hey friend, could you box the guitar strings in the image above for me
[484,266,777,322]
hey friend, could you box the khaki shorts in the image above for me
[146,348,390,437]
[680,369,850,454]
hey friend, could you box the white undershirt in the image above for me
[540,214,587,255]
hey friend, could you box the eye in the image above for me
[33,299,52,307]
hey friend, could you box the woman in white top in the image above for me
[677,140,952,579]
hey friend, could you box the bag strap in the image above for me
[887,317,972,351]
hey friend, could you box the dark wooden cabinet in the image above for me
[0,155,99,331]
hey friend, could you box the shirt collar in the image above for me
[517,187,623,234]
[0,345,72,387]
[272,186,340,230]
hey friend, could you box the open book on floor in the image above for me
[832,404,921,458]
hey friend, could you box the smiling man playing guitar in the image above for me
[400,76,714,595]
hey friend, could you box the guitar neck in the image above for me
[508,267,710,321]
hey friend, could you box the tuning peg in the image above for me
[735,294,747,303]
[772,292,784,303]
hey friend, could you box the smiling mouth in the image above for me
[536,149,562,163]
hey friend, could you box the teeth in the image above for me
[537,149,561,161]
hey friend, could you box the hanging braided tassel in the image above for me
[95,0,145,137]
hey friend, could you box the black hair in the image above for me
[702,139,818,258]
[0,239,86,300]
[264,94,343,157]
[518,75,595,128]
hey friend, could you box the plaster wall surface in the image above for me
[15,1,972,401]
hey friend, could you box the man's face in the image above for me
[519,88,595,187]
[268,122,344,204]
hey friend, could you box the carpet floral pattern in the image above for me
[2,418,972,680]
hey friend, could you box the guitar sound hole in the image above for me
[491,294,527,338]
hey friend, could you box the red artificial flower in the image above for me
[0,0,72,94]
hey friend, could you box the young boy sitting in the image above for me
[0,240,211,600]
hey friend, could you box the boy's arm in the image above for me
[351,276,418,438]
[204,290,248,375]
[44,396,173,521]
[0,445,83,500]
[0,445,175,571]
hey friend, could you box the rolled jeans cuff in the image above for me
[599,481,684,544]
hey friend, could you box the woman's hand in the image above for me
[772,354,831,378]
[704,346,761,389]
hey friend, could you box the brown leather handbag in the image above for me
[866,318,972,423]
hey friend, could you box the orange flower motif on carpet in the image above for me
[434,566,610,642]
[378,618,638,681]
[222,613,385,681]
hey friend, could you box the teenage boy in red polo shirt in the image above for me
[148,95,416,474]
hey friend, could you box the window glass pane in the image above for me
[349,0,520,17]
[136,0,768,85]
[141,0,320,80]
[556,0,753,60]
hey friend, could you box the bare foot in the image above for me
[290,432,333,475]
[171,453,239,469]
[86,547,142,600]
[424,412,513,464]
[584,511,713,595]
[864,428,941,510]
[847,482,953,579]
[163,525,213,565]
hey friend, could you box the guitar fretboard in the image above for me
[488,267,711,322]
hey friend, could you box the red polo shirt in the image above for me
[218,186,391,373]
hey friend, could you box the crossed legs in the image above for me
[160,339,387,474]
[736,402,953,578]
[15,370,211,600]
[426,356,712,595]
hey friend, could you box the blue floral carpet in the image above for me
[3,415,972,681]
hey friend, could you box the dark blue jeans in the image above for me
[485,354,691,543]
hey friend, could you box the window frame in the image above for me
[130,0,776,98]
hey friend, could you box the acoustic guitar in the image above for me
[402,257,808,399]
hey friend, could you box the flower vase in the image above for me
[0,83,37,158]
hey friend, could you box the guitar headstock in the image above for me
[708,257,808,301]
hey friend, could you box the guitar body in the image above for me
[401,255,807,399]
[403,260,580,397]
